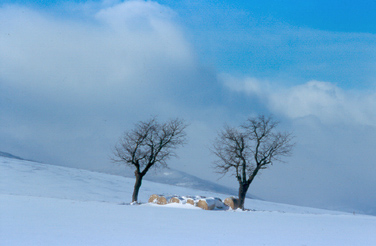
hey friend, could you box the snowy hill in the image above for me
[1,156,376,245]
[1,150,249,198]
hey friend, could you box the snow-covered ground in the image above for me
[1,156,375,245]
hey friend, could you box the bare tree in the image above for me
[212,115,294,210]
[112,117,187,203]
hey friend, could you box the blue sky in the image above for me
[6,0,376,33]
[3,0,376,88]
[1,0,376,214]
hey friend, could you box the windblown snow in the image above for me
[1,156,375,245]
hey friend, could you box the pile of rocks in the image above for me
[148,194,241,210]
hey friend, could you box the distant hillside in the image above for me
[127,168,255,199]
[0,151,24,160]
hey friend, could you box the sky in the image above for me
[1,0,376,214]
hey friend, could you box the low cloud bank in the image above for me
[222,74,376,126]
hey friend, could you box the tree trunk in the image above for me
[238,182,250,210]
[132,172,143,203]
[238,167,260,209]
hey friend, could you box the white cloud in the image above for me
[0,1,202,168]
[222,75,376,126]
[0,2,195,104]
[220,73,265,96]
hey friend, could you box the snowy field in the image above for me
[1,156,376,245]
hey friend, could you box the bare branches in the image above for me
[112,117,187,175]
[212,115,295,185]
